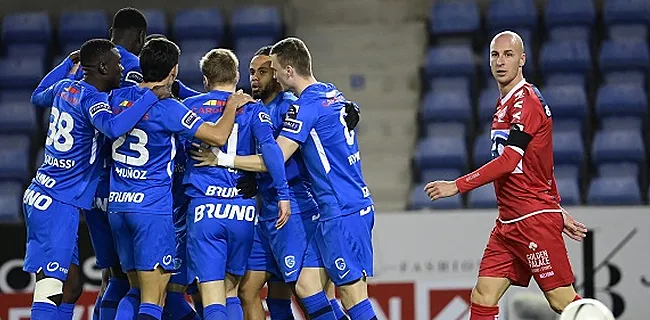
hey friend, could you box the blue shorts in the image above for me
[187,197,255,283]
[315,205,375,286]
[22,184,80,281]
[247,210,320,283]
[108,212,175,272]
[84,182,119,269]
[170,199,194,286]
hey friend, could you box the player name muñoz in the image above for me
[115,167,148,180]
[43,153,76,170]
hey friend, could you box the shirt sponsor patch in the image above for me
[258,112,272,125]
[125,71,143,84]
[182,110,200,129]
[89,102,111,117]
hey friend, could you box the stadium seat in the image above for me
[142,9,167,35]
[554,164,580,184]
[0,102,36,134]
[0,57,44,89]
[430,77,471,98]
[603,0,650,26]
[5,43,48,58]
[555,177,581,205]
[600,117,644,132]
[597,163,639,178]
[35,147,44,172]
[177,51,205,85]
[587,176,642,205]
[544,74,586,88]
[553,119,583,136]
[234,36,276,54]
[420,168,462,183]
[548,26,591,41]
[2,11,51,44]
[478,88,498,124]
[231,6,282,42]
[0,135,31,181]
[178,39,219,54]
[542,85,588,120]
[426,122,467,139]
[0,90,32,103]
[421,90,472,124]
[429,1,480,36]
[409,183,463,210]
[0,182,24,223]
[608,24,647,40]
[539,40,591,76]
[487,0,537,32]
[595,84,648,118]
[61,42,84,56]
[603,71,646,85]
[473,132,492,168]
[415,136,467,171]
[58,10,108,46]
[553,130,584,166]
[599,40,650,74]
[545,0,596,29]
[426,45,475,80]
[467,184,497,209]
[173,8,224,42]
[592,129,645,164]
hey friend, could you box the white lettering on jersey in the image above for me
[22,189,53,211]
[35,172,57,188]
[89,102,111,118]
[109,192,145,203]
[205,186,239,198]
[115,167,148,180]
[181,110,200,129]
[43,154,76,169]
[193,203,256,223]
[347,151,361,165]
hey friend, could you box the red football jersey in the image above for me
[490,79,562,222]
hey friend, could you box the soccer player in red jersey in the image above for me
[424,31,588,319]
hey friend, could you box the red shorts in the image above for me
[478,211,575,292]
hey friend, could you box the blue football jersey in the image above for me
[280,83,373,220]
[257,92,318,220]
[182,90,288,201]
[117,45,143,87]
[108,86,204,215]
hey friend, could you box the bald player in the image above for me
[424,31,588,319]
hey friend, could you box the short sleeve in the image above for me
[509,88,547,136]
[85,93,112,124]
[161,100,205,140]
[279,103,318,144]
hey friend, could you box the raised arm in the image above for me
[31,55,78,107]
[90,89,159,139]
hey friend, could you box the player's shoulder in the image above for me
[280,91,298,104]
[118,46,140,69]
[181,92,212,106]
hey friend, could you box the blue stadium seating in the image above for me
[542,85,588,120]
[426,45,475,79]
[415,136,467,171]
[0,57,44,89]
[61,42,84,56]
[142,9,167,35]
[603,0,650,26]
[177,51,205,84]
[545,0,596,29]
[554,164,580,184]
[409,183,463,210]
[555,177,581,205]
[0,135,30,181]
[234,36,275,55]
[544,74,586,88]
[467,184,497,208]
[473,132,492,168]
[599,40,650,74]
[608,24,647,40]
[597,163,639,178]
[231,6,282,42]
[2,12,51,44]
[58,10,108,46]
[421,90,472,124]
[0,103,36,134]
[592,129,645,164]
[0,90,32,103]
[487,0,537,32]
[587,176,642,205]
[595,84,648,118]
[553,130,585,166]
[0,182,23,222]
[420,168,462,183]
[549,26,592,42]
[5,43,48,58]
[173,8,224,42]
[178,39,219,54]
[539,40,592,76]
[430,77,471,98]
[426,122,467,139]
[429,1,480,36]
[603,71,646,85]
[600,117,644,132]
[554,119,583,136]
[35,148,43,172]
[478,88,498,124]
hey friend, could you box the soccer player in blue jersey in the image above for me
[181,48,290,320]
[194,37,376,320]
[107,39,255,320]
[24,39,166,320]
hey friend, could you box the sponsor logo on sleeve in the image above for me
[258,112,272,125]
[125,71,143,84]
[89,102,111,117]
[182,110,200,129]
[282,104,302,133]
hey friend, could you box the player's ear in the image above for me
[235,70,240,85]
[98,60,108,75]
[202,75,208,90]
[520,52,526,67]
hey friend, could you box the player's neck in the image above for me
[263,90,281,105]
[498,75,524,98]
[293,76,318,97]
[208,83,236,93]
[83,76,110,92]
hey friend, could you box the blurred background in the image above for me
[0,0,648,319]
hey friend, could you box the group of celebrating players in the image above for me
[21,5,594,320]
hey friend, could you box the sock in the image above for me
[163,292,200,320]
[301,291,336,320]
[58,303,75,320]
[330,299,349,320]
[469,302,499,320]
[226,297,243,320]
[114,288,140,320]
[573,295,582,302]
[101,278,130,320]
[193,299,204,319]
[93,295,102,320]
[31,301,59,320]
[138,303,163,320]
[203,304,228,320]
[347,299,376,320]
[267,298,294,320]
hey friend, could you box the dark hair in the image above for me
[270,37,312,76]
[145,33,167,42]
[254,45,272,57]
[79,39,116,67]
[139,38,180,82]
[112,7,147,30]
[200,48,238,85]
